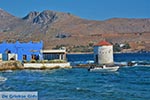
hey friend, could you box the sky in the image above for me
[0,0,150,20]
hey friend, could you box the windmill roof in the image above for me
[95,41,112,46]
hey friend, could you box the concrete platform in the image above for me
[24,62,72,69]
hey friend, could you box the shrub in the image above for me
[113,43,122,52]
[40,60,48,63]
[122,43,131,49]
[49,59,66,63]
[22,60,27,63]
[30,60,37,63]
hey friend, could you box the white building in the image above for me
[0,53,18,61]
[8,54,18,60]
[0,49,66,61]
[41,49,66,60]
[94,41,114,65]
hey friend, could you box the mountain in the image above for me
[0,8,150,51]
[0,8,21,32]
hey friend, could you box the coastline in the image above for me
[0,61,72,71]
[67,50,150,54]
[67,52,93,54]
[0,61,23,71]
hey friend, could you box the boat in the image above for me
[0,76,7,82]
[88,65,119,72]
[127,61,150,67]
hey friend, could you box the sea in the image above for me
[0,53,150,100]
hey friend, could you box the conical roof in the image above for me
[94,41,112,46]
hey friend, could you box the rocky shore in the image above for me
[0,61,24,71]
[0,61,72,71]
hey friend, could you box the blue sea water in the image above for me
[0,53,150,100]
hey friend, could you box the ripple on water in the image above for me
[0,66,150,100]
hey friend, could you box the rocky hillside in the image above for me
[0,8,150,52]
[0,8,22,32]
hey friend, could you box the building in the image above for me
[0,41,43,61]
[41,49,66,60]
[94,41,114,65]
[0,41,68,62]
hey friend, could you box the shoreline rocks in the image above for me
[0,61,72,71]
[0,61,24,71]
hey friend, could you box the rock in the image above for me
[22,11,40,21]
[0,61,24,71]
